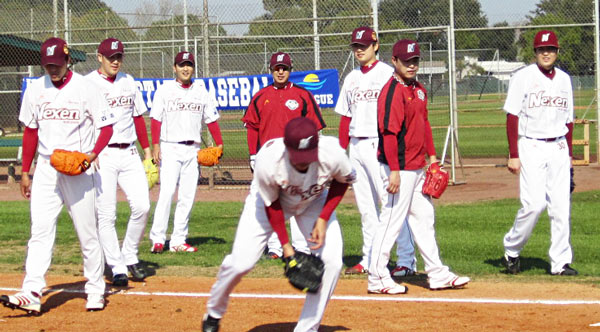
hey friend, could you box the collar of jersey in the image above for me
[536,64,556,80]
[273,82,293,90]
[360,60,378,74]
[97,70,116,83]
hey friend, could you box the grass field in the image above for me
[1,190,599,281]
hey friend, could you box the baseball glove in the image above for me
[143,158,159,189]
[197,146,223,166]
[570,167,575,193]
[422,162,449,199]
[282,252,324,293]
[50,149,91,176]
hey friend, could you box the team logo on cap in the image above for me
[277,54,285,62]
[355,30,365,39]
[407,43,416,53]
[46,45,57,56]
[298,136,313,149]
[285,99,299,110]
[183,53,190,59]
[111,41,119,50]
[541,33,550,42]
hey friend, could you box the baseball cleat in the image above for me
[169,243,198,252]
[86,294,105,311]
[202,313,220,332]
[391,266,416,277]
[344,263,367,275]
[503,254,520,274]
[266,252,281,260]
[552,264,578,276]
[367,283,408,295]
[429,276,470,290]
[0,291,41,315]
[127,263,148,281]
[112,273,129,287]
[151,243,164,254]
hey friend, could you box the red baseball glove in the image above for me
[50,149,91,176]
[422,162,449,199]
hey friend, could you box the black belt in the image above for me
[354,137,374,140]
[178,140,195,145]
[529,136,563,142]
[108,143,133,149]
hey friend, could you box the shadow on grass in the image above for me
[246,322,349,332]
[185,236,227,246]
[484,256,551,274]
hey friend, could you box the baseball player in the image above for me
[86,38,151,286]
[335,26,417,276]
[202,117,355,332]
[502,30,577,276]
[242,52,326,259]
[149,51,223,253]
[368,39,470,294]
[0,37,116,313]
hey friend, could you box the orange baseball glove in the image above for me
[422,162,449,199]
[197,146,223,166]
[50,149,91,176]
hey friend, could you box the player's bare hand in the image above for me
[308,217,327,250]
[282,243,295,258]
[20,173,31,199]
[507,158,521,175]
[386,170,400,194]
[152,144,161,163]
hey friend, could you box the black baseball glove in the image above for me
[282,252,324,293]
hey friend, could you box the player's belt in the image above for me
[528,136,563,142]
[108,143,133,149]
[178,140,195,145]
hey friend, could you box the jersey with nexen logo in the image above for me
[242,82,326,149]
[504,63,573,138]
[86,71,148,145]
[149,80,219,143]
[19,72,117,156]
[335,61,394,138]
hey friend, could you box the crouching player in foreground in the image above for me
[202,117,356,332]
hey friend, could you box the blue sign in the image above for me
[22,69,340,111]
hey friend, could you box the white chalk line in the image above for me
[1,286,599,306]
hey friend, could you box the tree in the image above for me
[478,22,519,61]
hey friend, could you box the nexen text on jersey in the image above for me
[348,88,380,104]
[167,99,205,112]
[40,106,80,120]
[528,91,568,108]
[106,95,134,108]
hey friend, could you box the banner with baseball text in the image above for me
[21,69,340,111]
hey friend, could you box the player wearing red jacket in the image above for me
[242,52,326,259]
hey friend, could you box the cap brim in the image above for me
[41,57,66,66]
[176,61,194,66]
[396,54,420,61]
[350,41,371,47]
[101,50,124,57]
[288,148,318,165]
[271,63,291,69]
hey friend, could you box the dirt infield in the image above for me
[1,274,600,332]
[1,163,600,331]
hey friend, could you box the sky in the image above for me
[102,0,540,35]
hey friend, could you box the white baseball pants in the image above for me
[23,156,105,296]
[150,142,199,247]
[504,136,573,273]
[96,145,150,275]
[206,189,343,332]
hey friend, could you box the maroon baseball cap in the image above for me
[284,117,319,165]
[350,26,377,46]
[41,37,69,66]
[270,52,292,70]
[393,39,420,61]
[174,51,195,66]
[98,38,124,57]
[533,30,559,49]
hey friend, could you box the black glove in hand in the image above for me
[282,252,324,293]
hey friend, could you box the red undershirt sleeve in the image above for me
[383,133,400,170]
[21,127,38,173]
[506,114,519,158]
[151,119,162,145]
[133,116,149,149]
[318,180,349,221]
[92,125,113,155]
[246,126,259,155]
[207,121,223,145]
[264,199,289,246]
[338,116,351,149]
[566,122,573,157]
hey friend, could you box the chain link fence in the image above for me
[0,0,598,186]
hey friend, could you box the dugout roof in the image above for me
[0,34,86,67]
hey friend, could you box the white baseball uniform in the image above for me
[149,80,220,248]
[206,136,356,332]
[86,70,150,276]
[335,60,415,270]
[19,71,117,297]
[503,63,574,273]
